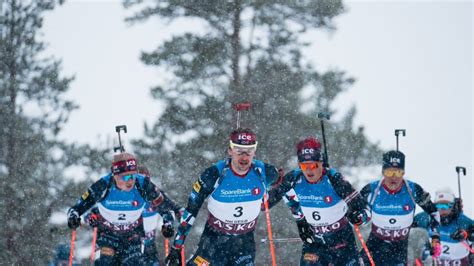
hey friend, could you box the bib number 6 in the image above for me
[312,211,321,221]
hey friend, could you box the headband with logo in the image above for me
[112,158,137,175]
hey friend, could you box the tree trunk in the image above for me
[230,0,242,104]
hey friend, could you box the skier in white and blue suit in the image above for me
[138,165,182,266]
[360,150,441,265]
[165,128,280,266]
[414,189,474,265]
[67,152,178,265]
[268,137,370,265]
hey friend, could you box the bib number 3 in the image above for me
[234,206,243,217]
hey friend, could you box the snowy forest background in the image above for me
[0,0,471,264]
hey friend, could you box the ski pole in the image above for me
[394,129,406,151]
[354,225,375,266]
[317,112,330,168]
[234,102,251,128]
[261,237,301,243]
[165,239,169,257]
[114,125,127,152]
[69,229,76,266]
[263,193,277,266]
[180,246,185,266]
[455,166,466,199]
[415,258,423,266]
[461,241,474,253]
[90,227,98,263]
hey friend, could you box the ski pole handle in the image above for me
[394,129,406,151]
[456,166,467,176]
[69,229,76,266]
[90,227,98,263]
[455,166,466,199]
[354,225,375,266]
[233,102,251,128]
[114,125,127,152]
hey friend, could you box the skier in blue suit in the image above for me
[67,152,177,265]
[414,189,474,265]
[268,137,370,265]
[360,150,440,265]
[165,128,280,266]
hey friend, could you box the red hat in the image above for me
[229,128,257,147]
[111,152,138,175]
[296,137,322,162]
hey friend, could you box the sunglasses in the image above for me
[436,203,454,210]
[119,174,137,182]
[383,169,404,178]
[230,142,257,156]
[299,162,320,171]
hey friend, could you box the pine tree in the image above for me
[124,1,382,263]
[0,0,81,263]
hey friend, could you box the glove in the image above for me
[451,229,468,241]
[296,219,317,244]
[430,233,441,257]
[161,221,175,238]
[453,198,463,215]
[347,210,370,226]
[87,213,100,227]
[165,247,182,266]
[429,211,441,229]
[174,207,185,221]
[67,208,81,229]
[86,208,100,227]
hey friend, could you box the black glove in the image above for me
[67,208,81,229]
[429,211,441,229]
[453,198,463,216]
[296,219,317,244]
[165,247,182,266]
[347,210,369,226]
[451,229,468,241]
[161,221,175,238]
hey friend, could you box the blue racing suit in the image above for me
[171,158,279,266]
[269,168,369,265]
[360,178,438,266]
[414,211,473,265]
[70,173,176,265]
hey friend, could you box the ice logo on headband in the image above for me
[238,134,253,141]
[301,148,315,155]
[390,157,401,164]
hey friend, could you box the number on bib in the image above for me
[442,245,450,255]
[312,211,321,221]
[234,206,243,217]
